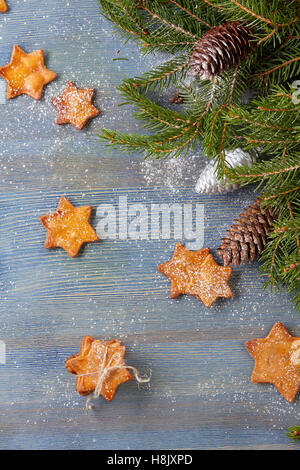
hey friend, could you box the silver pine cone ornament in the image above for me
[217,200,277,266]
[195,148,258,194]
[189,22,252,79]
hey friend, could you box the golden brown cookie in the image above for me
[158,243,210,299]
[65,336,133,401]
[245,322,300,403]
[158,244,232,307]
[0,1,8,12]
[0,45,56,100]
[187,253,233,307]
[51,81,100,130]
[40,196,99,257]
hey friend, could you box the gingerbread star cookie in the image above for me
[158,243,233,307]
[51,81,100,130]
[40,196,99,257]
[158,243,210,299]
[0,45,57,100]
[187,253,233,307]
[65,336,133,401]
[245,322,300,403]
[0,0,8,12]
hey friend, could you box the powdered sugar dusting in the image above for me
[140,154,204,193]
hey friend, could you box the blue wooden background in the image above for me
[0,0,299,450]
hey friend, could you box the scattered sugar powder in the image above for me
[139,154,205,193]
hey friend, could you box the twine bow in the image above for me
[78,345,151,410]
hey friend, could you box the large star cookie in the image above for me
[0,1,8,12]
[158,243,232,307]
[245,322,300,402]
[0,45,56,100]
[51,81,100,130]
[65,336,133,401]
[40,196,99,257]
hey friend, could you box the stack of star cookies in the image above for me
[158,243,233,307]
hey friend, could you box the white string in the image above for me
[77,346,151,410]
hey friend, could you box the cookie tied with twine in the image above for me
[65,336,150,409]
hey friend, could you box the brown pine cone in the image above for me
[217,200,276,266]
[169,91,183,104]
[189,22,252,79]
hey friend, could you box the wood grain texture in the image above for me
[0,0,299,450]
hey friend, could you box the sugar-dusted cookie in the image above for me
[187,253,233,307]
[158,244,233,307]
[51,81,100,130]
[0,45,56,100]
[65,336,133,401]
[245,322,300,403]
[158,243,210,299]
[0,1,8,12]
[40,196,99,257]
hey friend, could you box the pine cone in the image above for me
[169,91,183,104]
[189,22,252,79]
[217,200,276,266]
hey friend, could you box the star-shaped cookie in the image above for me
[40,196,99,257]
[187,253,233,307]
[158,243,210,299]
[51,81,100,130]
[0,0,8,12]
[0,45,57,100]
[158,243,232,307]
[245,322,300,402]
[65,336,133,401]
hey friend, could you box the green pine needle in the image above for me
[287,426,300,442]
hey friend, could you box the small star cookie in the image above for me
[245,322,300,402]
[40,196,99,257]
[0,45,56,100]
[65,336,133,401]
[0,1,8,12]
[158,243,233,307]
[51,81,100,130]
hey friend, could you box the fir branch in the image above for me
[101,0,149,39]
[118,81,189,129]
[227,156,300,185]
[213,0,299,29]
[228,0,299,27]
[136,1,202,40]
[287,425,300,442]
[227,1,276,25]
[260,207,300,312]
[129,55,189,91]
[100,119,203,158]
[252,36,300,88]
[169,0,211,27]
[115,0,149,35]
[254,56,300,86]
